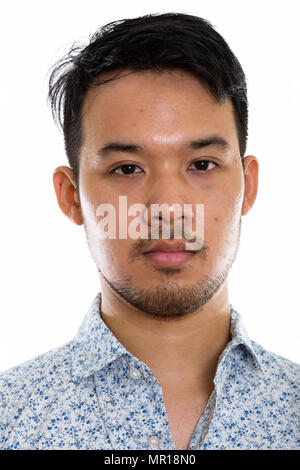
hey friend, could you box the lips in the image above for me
[142,240,197,267]
[143,250,196,267]
[143,240,190,254]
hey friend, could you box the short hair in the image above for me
[48,12,248,187]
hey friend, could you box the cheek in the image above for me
[96,239,119,279]
[204,188,243,247]
[99,239,134,280]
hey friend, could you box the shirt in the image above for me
[0,292,299,450]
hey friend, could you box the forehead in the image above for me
[81,69,238,149]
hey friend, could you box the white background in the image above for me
[0,0,299,371]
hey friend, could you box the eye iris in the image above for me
[194,160,209,171]
[121,165,135,174]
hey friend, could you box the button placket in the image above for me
[125,358,173,449]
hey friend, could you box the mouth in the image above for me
[143,250,196,267]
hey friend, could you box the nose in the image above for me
[140,174,199,240]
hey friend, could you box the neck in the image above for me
[98,275,231,393]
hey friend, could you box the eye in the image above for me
[189,160,217,172]
[111,164,143,175]
[110,160,218,176]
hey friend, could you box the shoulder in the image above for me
[0,342,72,445]
[0,341,72,387]
[251,340,299,376]
[250,339,300,398]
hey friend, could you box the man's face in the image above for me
[77,69,248,318]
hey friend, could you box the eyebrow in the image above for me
[96,135,230,159]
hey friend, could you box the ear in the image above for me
[241,155,259,216]
[53,166,83,226]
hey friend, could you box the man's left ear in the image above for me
[241,155,259,215]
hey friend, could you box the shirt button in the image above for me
[148,436,160,448]
[129,367,141,380]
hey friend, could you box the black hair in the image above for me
[48,12,248,188]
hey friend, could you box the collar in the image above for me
[70,292,128,381]
[70,292,264,381]
[227,305,264,374]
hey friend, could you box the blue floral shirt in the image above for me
[0,292,299,450]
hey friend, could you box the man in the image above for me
[0,12,299,450]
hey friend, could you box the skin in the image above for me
[53,69,258,449]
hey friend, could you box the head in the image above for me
[50,12,258,319]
